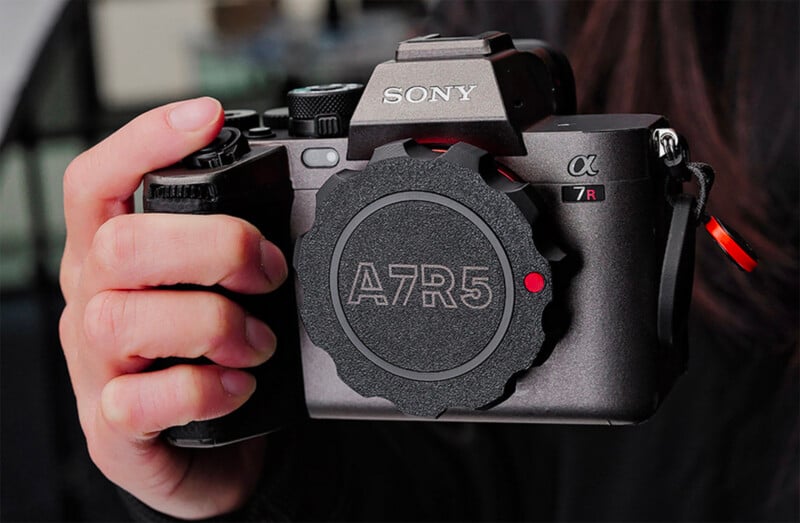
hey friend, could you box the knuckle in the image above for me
[59,261,76,302]
[101,377,149,435]
[215,217,259,269]
[91,216,138,275]
[172,365,240,425]
[210,216,272,293]
[84,291,131,352]
[174,367,209,420]
[205,294,241,354]
[63,153,92,200]
[100,379,129,427]
[59,305,76,349]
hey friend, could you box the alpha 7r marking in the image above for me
[561,184,606,202]
[347,263,493,309]
[574,186,592,200]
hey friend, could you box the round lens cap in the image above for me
[295,140,552,417]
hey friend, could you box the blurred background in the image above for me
[1,1,797,521]
[0,1,440,520]
[2,1,574,520]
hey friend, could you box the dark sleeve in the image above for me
[118,489,287,523]
[118,474,292,523]
[117,428,302,522]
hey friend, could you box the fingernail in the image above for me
[244,316,276,358]
[167,97,221,131]
[260,239,288,286]
[220,369,256,397]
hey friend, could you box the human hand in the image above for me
[58,97,288,519]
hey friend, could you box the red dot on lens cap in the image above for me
[524,272,545,293]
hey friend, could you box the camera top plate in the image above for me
[395,31,515,61]
[347,33,558,159]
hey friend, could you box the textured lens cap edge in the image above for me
[296,141,552,417]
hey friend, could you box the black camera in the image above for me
[143,32,697,447]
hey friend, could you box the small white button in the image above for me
[301,148,340,168]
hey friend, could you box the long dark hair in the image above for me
[567,0,798,355]
[429,0,799,356]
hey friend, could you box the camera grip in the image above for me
[142,146,306,447]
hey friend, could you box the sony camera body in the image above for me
[143,32,693,447]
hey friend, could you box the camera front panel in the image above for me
[295,115,681,424]
[140,33,692,447]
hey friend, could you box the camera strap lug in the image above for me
[654,128,758,272]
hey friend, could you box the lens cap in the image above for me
[295,140,551,417]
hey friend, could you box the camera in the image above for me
[143,32,695,447]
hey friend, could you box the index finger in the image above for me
[61,97,224,298]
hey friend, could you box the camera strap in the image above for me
[655,129,758,273]
[658,193,695,350]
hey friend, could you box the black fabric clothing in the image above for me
[123,322,799,521]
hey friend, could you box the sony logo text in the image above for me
[382,84,477,104]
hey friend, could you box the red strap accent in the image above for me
[704,216,758,272]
